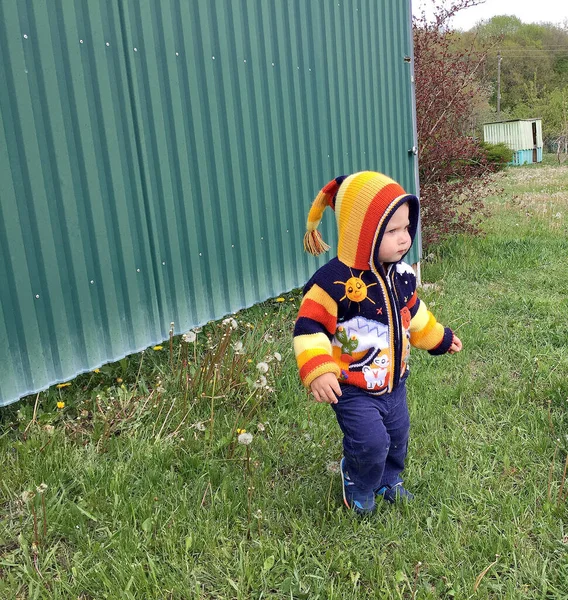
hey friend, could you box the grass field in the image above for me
[1,156,568,599]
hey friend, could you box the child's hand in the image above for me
[448,334,462,354]
[310,373,342,404]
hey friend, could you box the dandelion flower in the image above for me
[254,375,268,389]
[326,461,341,474]
[153,345,163,351]
[36,483,48,494]
[236,428,246,435]
[257,362,269,374]
[21,490,34,503]
[257,422,266,432]
[222,317,238,330]
[233,341,244,354]
[238,432,253,445]
[93,368,100,373]
[276,297,285,302]
[57,401,65,409]
[116,377,123,384]
[44,425,54,435]
[56,382,71,389]
[273,352,282,362]
[182,330,197,343]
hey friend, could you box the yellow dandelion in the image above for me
[276,297,285,302]
[116,377,123,383]
[247,359,253,363]
[56,382,71,389]
[93,368,100,373]
[57,401,65,409]
[236,428,246,435]
[153,345,163,351]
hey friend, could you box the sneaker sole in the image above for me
[339,457,351,509]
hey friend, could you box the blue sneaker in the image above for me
[340,458,376,515]
[375,482,414,504]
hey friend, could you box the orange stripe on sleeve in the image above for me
[406,291,417,309]
[298,298,337,335]
[299,354,340,387]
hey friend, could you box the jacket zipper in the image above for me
[386,267,402,388]
[370,264,400,393]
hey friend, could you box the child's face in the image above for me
[377,203,411,265]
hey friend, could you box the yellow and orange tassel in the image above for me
[303,229,330,255]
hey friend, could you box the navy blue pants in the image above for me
[332,382,410,494]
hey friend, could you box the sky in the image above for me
[413,0,568,31]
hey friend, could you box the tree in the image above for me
[413,0,497,247]
[471,18,568,137]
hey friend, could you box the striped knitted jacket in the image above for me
[293,172,454,395]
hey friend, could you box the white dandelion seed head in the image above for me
[238,432,253,445]
[257,422,266,432]
[257,362,269,374]
[21,490,35,503]
[194,421,206,432]
[222,317,238,330]
[182,330,197,343]
[233,341,244,353]
[36,483,48,494]
[254,375,268,389]
[273,352,282,362]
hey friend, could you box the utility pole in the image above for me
[497,51,502,120]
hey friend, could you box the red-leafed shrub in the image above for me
[414,1,499,247]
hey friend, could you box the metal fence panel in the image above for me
[0,0,418,406]
[483,119,543,151]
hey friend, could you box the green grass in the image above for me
[2,157,568,599]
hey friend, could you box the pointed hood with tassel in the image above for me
[304,171,419,270]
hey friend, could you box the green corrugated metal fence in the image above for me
[0,0,419,406]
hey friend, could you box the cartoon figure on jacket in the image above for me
[294,171,462,514]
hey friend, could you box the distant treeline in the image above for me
[461,15,568,143]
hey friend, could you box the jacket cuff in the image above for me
[302,361,341,388]
[428,327,454,356]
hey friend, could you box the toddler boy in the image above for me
[293,172,462,514]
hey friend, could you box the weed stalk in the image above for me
[169,322,175,372]
[547,442,559,502]
[558,451,568,504]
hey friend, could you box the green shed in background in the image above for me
[483,118,543,165]
[0,0,420,407]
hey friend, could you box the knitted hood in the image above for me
[304,171,420,270]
